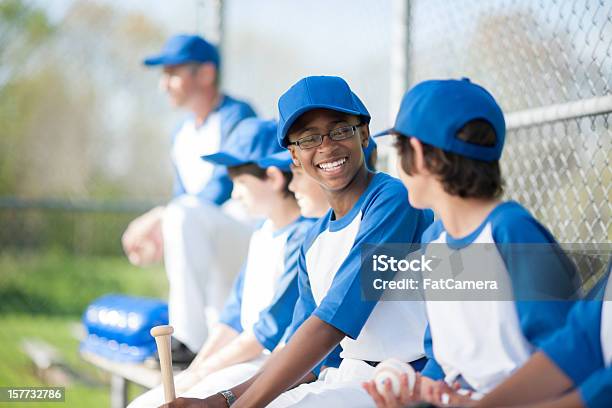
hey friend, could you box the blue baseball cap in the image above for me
[258,136,377,171]
[377,78,505,161]
[143,34,219,67]
[277,76,371,147]
[202,119,282,167]
[256,151,293,172]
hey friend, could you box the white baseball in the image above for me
[373,358,416,396]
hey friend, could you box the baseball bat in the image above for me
[150,325,176,403]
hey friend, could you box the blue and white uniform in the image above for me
[176,216,317,400]
[421,201,578,394]
[130,216,314,408]
[268,173,433,408]
[219,217,315,352]
[163,95,256,352]
[540,273,611,408]
[171,95,256,202]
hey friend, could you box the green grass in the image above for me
[0,250,167,407]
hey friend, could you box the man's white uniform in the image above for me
[163,95,256,352]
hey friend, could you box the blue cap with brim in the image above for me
[143,34,219,67]
[277,76,371,148]
[202,119,282,167]
[258,136,377,171]
[375,78,505,162]
[257,151,293,171]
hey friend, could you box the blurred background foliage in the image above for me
[0,2,170,402]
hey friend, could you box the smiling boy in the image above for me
[163,76,432,408]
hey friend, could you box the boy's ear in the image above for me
[265,166,286,192]
[360,125,370,148]
[196,63,216,87]
[409,137,428,175]
[288,146,302,166]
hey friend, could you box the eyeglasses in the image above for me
[287,124,363,150]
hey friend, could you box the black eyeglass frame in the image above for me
[287,124,365,150]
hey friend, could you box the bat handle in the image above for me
[150,325,176,402]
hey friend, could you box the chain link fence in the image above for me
[408,0,610,244]
[406,0,611,287]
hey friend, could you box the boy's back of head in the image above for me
[381,78,506,199]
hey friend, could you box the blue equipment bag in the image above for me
[80,294,168,362]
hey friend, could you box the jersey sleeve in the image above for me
[252,221,312,351]
[579,367,612,408]
[313,182,427,340]
[492,213,579,346]
[196,165,233,205]
[540,301,604,387]
[218,264,247,333]
[421,325,445,379]
[283,244,318,342]
[282,226,338,377]
[197,99,256,205]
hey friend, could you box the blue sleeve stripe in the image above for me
[218,265,246,333]
[579,367,612,408]
[251,220,313,351]
[540,301,604,385]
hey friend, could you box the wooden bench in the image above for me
[80,351,182,408]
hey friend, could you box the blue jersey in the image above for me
[421,201,578,393]
[541,274,611,408]
[287,172,433,372]
[171,95,256,205]
[219,216,315,351]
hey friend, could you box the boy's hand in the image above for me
[420,377,451,405]
[122,206,164,266]
[421,378,476,407]
[363,372,423,408]
[440,382,477,407]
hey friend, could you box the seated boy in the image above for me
[470,269,610,408]
[363,78,580,407]
[129,119,314,407]
[166,76,433,408]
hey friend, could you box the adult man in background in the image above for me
[122,34,256,366]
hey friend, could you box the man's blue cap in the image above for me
[258,136,377,171]
[202,119,282,167]
[376,78,505,161]
[143,34,220,67]
[277,76,371,148]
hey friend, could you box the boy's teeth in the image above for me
[318,158,347,171]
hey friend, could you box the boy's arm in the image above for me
[165,317,342,408]
[189,323,240,369]
[232,316,344,408]
[192,331,264,377]
[475,351,574,407]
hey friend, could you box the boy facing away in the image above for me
[364,78,580,407]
